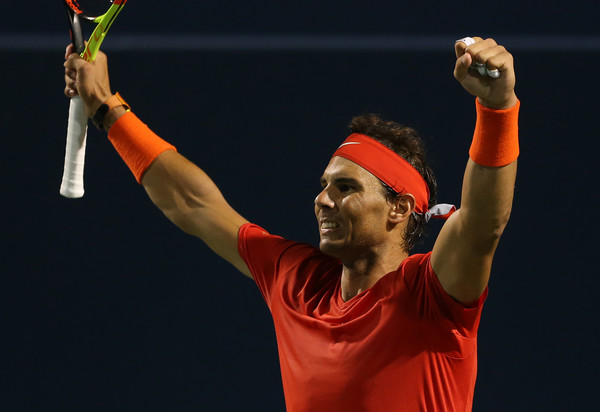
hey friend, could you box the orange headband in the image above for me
[332,133,455,220]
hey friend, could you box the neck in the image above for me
[339,247,409,301]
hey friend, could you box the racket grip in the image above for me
[60,96,88,198]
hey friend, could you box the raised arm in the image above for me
[141,151,250,276]
[431,37,519,304]
[64,47,251,278]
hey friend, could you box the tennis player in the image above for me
[64,35,519,411]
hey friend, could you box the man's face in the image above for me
[315,157,392,261]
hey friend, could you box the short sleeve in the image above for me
[401,252,487,338]
[237,223,294,305]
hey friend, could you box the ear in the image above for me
[388,194,416,224]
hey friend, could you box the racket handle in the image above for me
[60,96,88,198]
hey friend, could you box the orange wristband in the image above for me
[469,98,520,167]
[108,111,176,183]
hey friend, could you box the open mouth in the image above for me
[320,221,340,230]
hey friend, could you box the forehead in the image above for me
[321,156,381,185]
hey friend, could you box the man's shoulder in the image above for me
[240,222,337,266]
[400,251,433,273]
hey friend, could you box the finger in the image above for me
[453,53,472,82]
[65,68,77,81]
[484,50,514,74]
[64,71,78,95]
[454,36,484,57]
[65,43,74,60]
[470,44,510,79]
[64,85,78,98]
[454,37,474,57]
[64,53,86,71]
[465,38,499,64]
[64,72,77,89]
[473,44,506,66]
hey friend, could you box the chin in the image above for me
[318,239,344,258]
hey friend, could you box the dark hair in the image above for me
[349,114,437,252]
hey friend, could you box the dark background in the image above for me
[2,1,598,411]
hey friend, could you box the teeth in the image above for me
[321,222,339,229]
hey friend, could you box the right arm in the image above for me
[141,150,251,277]
[64,48,252,278]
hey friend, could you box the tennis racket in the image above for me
[60,0,127,198]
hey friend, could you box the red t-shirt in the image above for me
[238,223,487,412]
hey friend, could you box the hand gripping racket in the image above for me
[60,0,127,198]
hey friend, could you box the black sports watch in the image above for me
[92,93,130,130]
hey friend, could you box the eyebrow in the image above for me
[320,176,362,187]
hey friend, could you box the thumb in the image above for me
[453,53,471,82]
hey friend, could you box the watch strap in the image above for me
[92,93,130,130]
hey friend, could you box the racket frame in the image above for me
[64,0,128,62]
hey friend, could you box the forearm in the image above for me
[141,150,233,234]
[105,111,242,233]
[64,52,251,275]
[106,111,249,267]
[459,99,519,247]
[460,159,516,243]
[142,150,250,277]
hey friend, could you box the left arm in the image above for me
[431,37,519,304]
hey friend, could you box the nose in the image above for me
[315,187,335,209]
